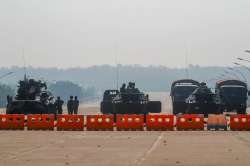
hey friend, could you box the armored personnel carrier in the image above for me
[101,82,161,114]
[170,79,200,114]
[215,79,249,114]
[185,82,219,117]
[6,76,56,114]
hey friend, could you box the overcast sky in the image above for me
[0,0,250,68]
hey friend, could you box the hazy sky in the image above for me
[0,0,250,68]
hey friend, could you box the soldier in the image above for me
[55,96,64,114]
[6,95,11,108]
[73,96,79,115]
[67,96,74,115]
[127,82,133,90]
[120,83,126,93]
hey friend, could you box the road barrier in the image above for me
[2,114,250,131]
[230,115,250,131]
[57,115,84,131]
[27,114,54,130]
[176,114,204,130]
[207,114,227,131]
[116,114,144,131]
[0,114,24,130]
[146,114,174,131]
[86,115,114,131]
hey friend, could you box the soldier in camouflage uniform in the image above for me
[73,96,79,115]
[55,96,64,114]
[67,96,74,115]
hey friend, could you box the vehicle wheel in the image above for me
[101,102,113,114]
[147,101,161,113]
[173,106,178,115]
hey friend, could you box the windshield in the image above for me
[173,86,198,97]
[221,87,247,97]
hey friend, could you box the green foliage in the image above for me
[49,81,97,102]
[0,84,15,107]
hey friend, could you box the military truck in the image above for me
[170,79,200,114]
[6,76,56,114]
[215,79,249,114]
[185,82,219,117]
[101,82,161,114]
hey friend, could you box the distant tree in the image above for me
[0,84,15,107]
[48,81,96,102]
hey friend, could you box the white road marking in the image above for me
[133,132,164,166]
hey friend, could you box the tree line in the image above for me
[1,65,249,92]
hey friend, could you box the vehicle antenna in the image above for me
[115,42,119,90]
[22,48,27,80]
[185,42,190,79]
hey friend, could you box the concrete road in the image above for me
[0,131,250,166]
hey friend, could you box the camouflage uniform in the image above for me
[55,97,64,114]
[67,96,74,115]
[73,96,79,115]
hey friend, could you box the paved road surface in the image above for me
[1,131,250,166]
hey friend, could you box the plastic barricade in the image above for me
[86,115,114,131]
[146,114,174,131]
[57,115,84,131]
[207,114,227,131]
[176,114,204,130]
[0,114,24,130]
[27,114,54,130]
[116,114,144,131]
[230,115,250,131]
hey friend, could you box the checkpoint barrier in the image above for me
[207,114,227,131]
[116,114,144,131]
[57,115,84,131]
[27,114,54,130]
[146,114,174,131]
[176,114,204,130]
[0,114,24,130]
[86,115,114,131]
[230,115,250,131]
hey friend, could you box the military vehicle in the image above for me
[185,82,219,117]
[6,76,56,114]
[101,82,161,114]
[170,79,200,114]
[215,79,249,114]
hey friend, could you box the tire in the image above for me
[172,102,186,115]
[147,101,161,113]
[101,101,113,114]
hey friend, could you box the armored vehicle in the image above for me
[6,76,56,114]
[215,80,249,114]
[185,82,219,117]
[101,82,161,114]
[170,79,200,114]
